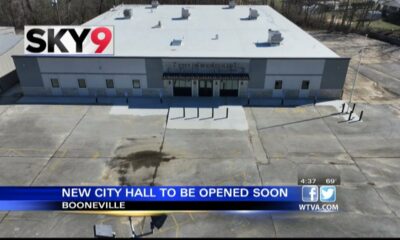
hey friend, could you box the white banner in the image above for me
[24,26,114,55]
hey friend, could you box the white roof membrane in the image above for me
[84,4,339,58]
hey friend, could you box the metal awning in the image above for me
[162,73,250,81]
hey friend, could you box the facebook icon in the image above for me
[302,185,319,202]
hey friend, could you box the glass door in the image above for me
[199,80,213,97]
[220,80,239,97]
[173,80,192,96]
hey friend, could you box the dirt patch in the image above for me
[311,31,400,104]
[342,67,400,103]
[107,150,176,186]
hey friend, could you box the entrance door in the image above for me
[199,80,213,97]
[220,80,239,97]
[173,80,192,96]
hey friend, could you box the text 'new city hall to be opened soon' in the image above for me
[13,3,350,99]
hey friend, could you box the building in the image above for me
[13,4,350,99]
[0,27,23,94]
[381,0,400,13]
[365,10,382,21]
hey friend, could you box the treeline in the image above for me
[279,0,382,32]
[0,0,269,29]
[0,0,397,33]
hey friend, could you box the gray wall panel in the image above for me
[13,57,43,87]
[266,59,325,75]
[38,58,146,74]
[320,58,350,89]
[145,58,163,88]
[0,70,18,93]
[249,59,266,88]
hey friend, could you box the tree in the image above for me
[98,0,104,14]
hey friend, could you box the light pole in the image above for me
[349,34,368,105]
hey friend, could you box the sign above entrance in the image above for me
[163,60,249,74]
[162,73,250,81]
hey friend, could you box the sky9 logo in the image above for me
[25,26,114,55]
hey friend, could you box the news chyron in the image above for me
[24,26,114,55]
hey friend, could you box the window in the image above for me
[106,79,114,88]
[221,80,239,90]
[78,79,86,88]
[274,80,282,90]
[232,80,238,89]
[51,78,59,88]
[302,80,310,90]
[222,80,232,90]
[174,80,191,88]
[132,80,141,89]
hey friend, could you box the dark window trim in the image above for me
[301,80,310,90]
[78,79,86,88]
[106,79,114,89]
[274,80,282,90]
[51,78,60,88]
[132,79,141,89]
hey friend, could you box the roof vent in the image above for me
[151,0,159,8]
[268,29,284,45]
[153,20,162,28]
[170,39,183,47]
[123,9,132,19]
[229,0,236,8]
[181,8,190,19]
[248,8,259,20]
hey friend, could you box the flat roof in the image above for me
[84,4,339,58]
[0,34,22,56]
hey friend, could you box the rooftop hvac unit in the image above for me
[151,0,159,8]
[248,8,259,20]
[268,29,284,45]
[181,8,190,19]
[229,0,236,8]
[123,9,132,19]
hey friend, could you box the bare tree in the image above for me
[65,0,72,24]
[340,0,351,30]
[24,0,37,24]
[98,0,104,14]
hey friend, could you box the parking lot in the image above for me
[0,95,399,237]
[0,31,399,237]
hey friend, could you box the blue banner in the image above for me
[0,186,299,201]
[0,186,311,211]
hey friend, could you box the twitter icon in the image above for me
[320,186,336,202]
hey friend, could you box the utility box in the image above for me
[268,29,283,45]
[182,8,190,19]
[123,9,132,19]
[151,0,159,8]
[249,8,259,19]
[229,0,236,8]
